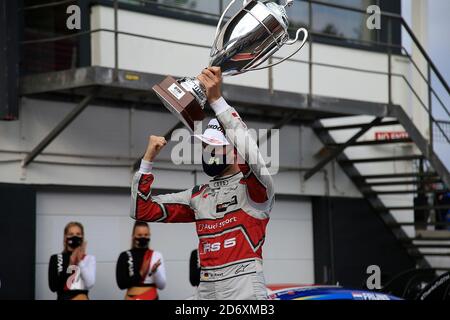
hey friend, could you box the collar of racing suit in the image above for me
[208,171,243,190]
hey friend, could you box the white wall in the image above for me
[35,190,313,300]
[264,198,314,285]
[5,3,446,298]
[89,5,427,133]
[0,98,361,198]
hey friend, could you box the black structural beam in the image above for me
[304,117,383,181]
[0,0,20,120]
[22,89,99,167]
[258,110,299,146]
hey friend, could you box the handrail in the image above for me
[22,0,222,19]
[20,0,449,146]
[21,0,449,97]
[401,48,450,119]
[21,0,76,11]
[298,0,449,95]
[400,18,449,94]
[20,27,450,144]
[302,0,403,19]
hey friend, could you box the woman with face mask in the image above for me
[48,222,96,300]
[115,222,166,300]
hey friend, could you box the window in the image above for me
[312,0,377,42]
[285,0,377,44]
[119,0,221,19]
[22,0,82,75]
[285,0,401,50]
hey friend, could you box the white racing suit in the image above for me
[131,97,275,300]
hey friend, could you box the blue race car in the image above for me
[267,285,402,300]
[267,270,450,300]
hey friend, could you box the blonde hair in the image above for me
[131,221,150,249]
[63,221,84,252]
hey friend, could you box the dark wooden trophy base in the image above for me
[152,76,205,132]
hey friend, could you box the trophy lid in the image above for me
[210,0,294,76]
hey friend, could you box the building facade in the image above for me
[0,0,449,300]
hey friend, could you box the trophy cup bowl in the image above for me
[152,0,308,131]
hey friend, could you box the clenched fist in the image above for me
[143,135,167,162]
[197,67,222,104]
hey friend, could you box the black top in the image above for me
[116,248,155,290]
[48,252,89,300]
[189,249,200,287]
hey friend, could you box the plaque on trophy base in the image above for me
[153,76,205,131]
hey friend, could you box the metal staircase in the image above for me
[13,0,450,272]
[308,113,450,271]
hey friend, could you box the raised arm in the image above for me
[150,252,167,290]
[198,67,275,211]
[78,255,96,290]
[130,135,196,223]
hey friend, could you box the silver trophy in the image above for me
[153,0,309,131]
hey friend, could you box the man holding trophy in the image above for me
[131,0,308,300]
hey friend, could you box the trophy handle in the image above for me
[243,27,308,72]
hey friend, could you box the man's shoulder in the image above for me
[191,184,208,198]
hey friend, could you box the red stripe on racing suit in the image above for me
[130,98,274,299]
[196,209,269,268]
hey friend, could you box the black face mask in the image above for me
[202,148,229,177]
[135,237,150,249]
[66,236,83,249]
[202,154,229,177]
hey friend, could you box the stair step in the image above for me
[365,179,441,186]
[410,252,450,257]
[358,172,439,180]
[401,237,450,242]
[383,205,450,211]
[342,155,423,164]
[363,189,448,195]
[390,222,450,228]
[328,138,412,147]
[318,120,400,131]
[406,243,450,249]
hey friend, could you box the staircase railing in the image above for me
[301,0,450,160]
[20,0,450,154]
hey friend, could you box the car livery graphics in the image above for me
[268,285,402,300]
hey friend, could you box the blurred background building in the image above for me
[0,0,449,299]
